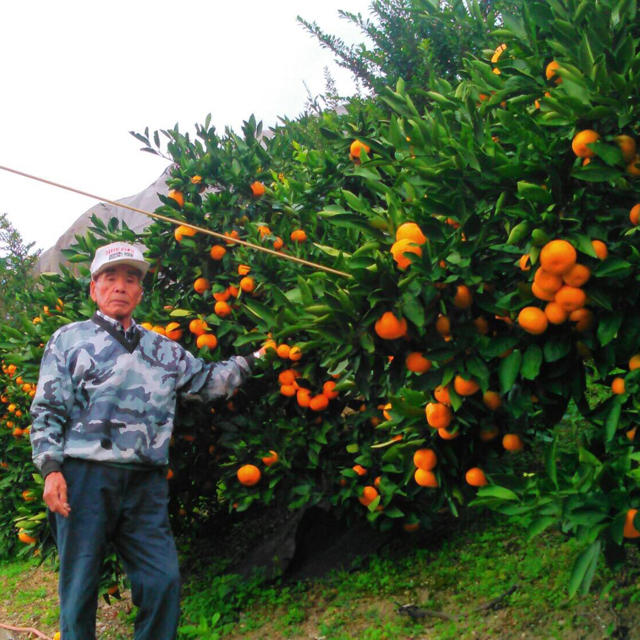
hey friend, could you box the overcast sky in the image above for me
[0,1,372,252]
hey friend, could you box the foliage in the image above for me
[1,0,640,600]
[176,514,640,639]
[0,213,40,322]
[298,0,522,97]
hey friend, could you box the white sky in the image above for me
[0,0,372,251]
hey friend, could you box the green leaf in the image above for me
[574,233,597,257]
[67,253,90,264]
[543,337,570,362]
[571,165,621,182]
[476,485,519,501]
[169,308,192,317]
[425,91,458,108]
[566,508,608,527]
[594,258,632,278]
[352,166,382,182]
[605,399,622,443]
[527,516,557,539]
[561,78,591,105]
[592,141,623,166]
[233,333,263,348]
[499,349,522,394]
[342,190,370,214]
[609,511,627,546]
[242,299,276,329]
[401,297,425,328]
[313,243,350,258]
[516,182,551,204]
[568,541,601,598]
[478,336,518,359]
[578,446,603,470]
[506,221,531,245]
[596,313,622,347]
[359,331,375,354]
[502,12,527,40]
[465,357,490,386]
[546,437,559,489]
[521,345,543,380]
[296,277,314,306]
[317,209,372,233]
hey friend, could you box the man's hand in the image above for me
[254,346,268,359]
[43,471,71,517]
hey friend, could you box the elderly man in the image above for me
[30,241,262,640]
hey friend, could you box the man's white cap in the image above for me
[90,242,150,279]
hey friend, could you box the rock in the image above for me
[233,504,392,583]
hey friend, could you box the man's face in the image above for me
[90,264,143,326]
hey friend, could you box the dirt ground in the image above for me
[0,561,133,639]
[219,583,640,640]
[2,558,640,640]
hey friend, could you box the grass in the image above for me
[176,511,640,639]
[1,510,639,639]
[0,554,133,639]
[0,555,59,631]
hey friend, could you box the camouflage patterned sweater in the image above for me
[30,312,255,477]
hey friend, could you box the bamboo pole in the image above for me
[0,165,352,279]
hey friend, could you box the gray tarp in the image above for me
[36,165,171,274]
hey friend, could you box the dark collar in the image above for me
[91,312,141,354]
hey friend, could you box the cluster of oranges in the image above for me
[1,363,34,439]
[277,367,339,412]
[172,184,303,256]
[270,341,345,412]
[187,318,218,350]
[382,364,518,488]
[256,225,284,251]
[358,484,379,507]
[371,214,530,489]
[142,262,266,349]
[413,448,438,487]
[424,375,495,443]
[265,338,303,361]
[390,221,427,270]
[1,362,16,377]
[140,316,222,350]
[139,321,184,341]
[571,128,640,175]
[518,238,598,335]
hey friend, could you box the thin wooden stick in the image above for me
[0,164,352,279]
[0,621,53,639]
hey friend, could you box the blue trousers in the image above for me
[49,458,181,640]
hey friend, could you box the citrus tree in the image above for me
[129,0,640,594]
[2,0,640,598]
